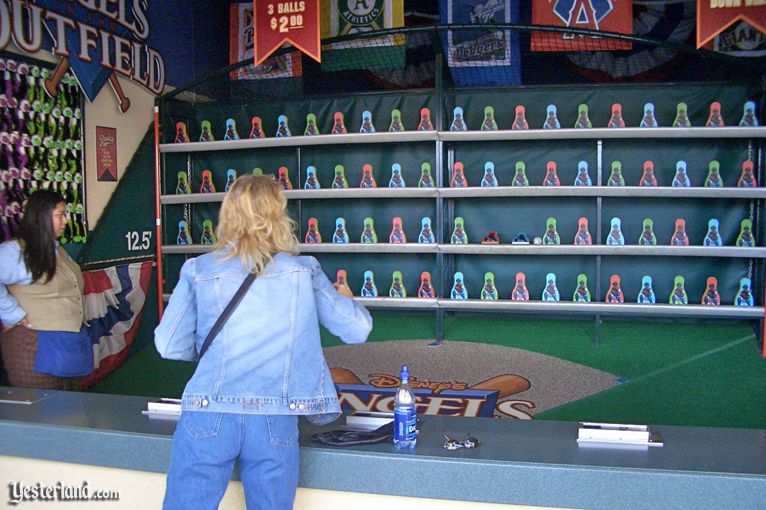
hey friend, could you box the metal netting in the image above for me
[160,24,766,106]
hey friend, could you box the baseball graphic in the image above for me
[325,340,617,418]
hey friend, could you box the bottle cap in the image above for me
[400,365,410,380]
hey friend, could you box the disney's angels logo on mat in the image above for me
[326,342,620,419]
[331,367,535,419]
[2,0,168,112]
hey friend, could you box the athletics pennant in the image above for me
[253,0,321,66]
[697,0,766,48]
[320,0,405,72]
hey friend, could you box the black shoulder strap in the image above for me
[197,273,256,360]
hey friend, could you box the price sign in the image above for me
[254,0,320,66]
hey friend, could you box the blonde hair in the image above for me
[214,174,298,274]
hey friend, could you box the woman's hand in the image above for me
[333,283,353,299]
[11,317,31,330]
[0,316,32,331]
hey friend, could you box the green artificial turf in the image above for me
[90,347,196,398]
[90,312,766,429]
[536,334,766,428]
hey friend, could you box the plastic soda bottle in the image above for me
[393,364,417,449]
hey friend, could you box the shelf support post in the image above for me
[153,104,165,319]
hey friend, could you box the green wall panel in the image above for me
[155,83,760,309]
[163,91,437,143]
[446,83,754,131]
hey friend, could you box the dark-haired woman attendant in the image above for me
[0,191,92,389]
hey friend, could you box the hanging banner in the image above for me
[439,0,522,86]
[0,0,167,111]
[697,0,766,48]
[531,0,633,51]
[565,0,696,82]
[96,127,118,182]
[320,0,405,71]
[230,1,302,79]
[714,19,766,56]
[80,261,153,389]
[253,0,321,66]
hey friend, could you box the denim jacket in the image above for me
[154,250,372,424]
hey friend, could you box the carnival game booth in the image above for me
[155,24,765,349]
[2,21,765,510]
[140,23,766,434]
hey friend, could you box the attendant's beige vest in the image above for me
[8,246,84,332]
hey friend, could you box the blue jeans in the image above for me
[163,411,299,510]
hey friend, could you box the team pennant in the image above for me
[697,0,766,48]
[531,0,633,51]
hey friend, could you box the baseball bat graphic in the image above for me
[45,57,131,113]
[108,73,130,113]
[330,368,530,398]
[469,374,530,398]
[330,367,364,384]
[43,57,69,98]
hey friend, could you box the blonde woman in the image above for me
[155,174,372,510]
